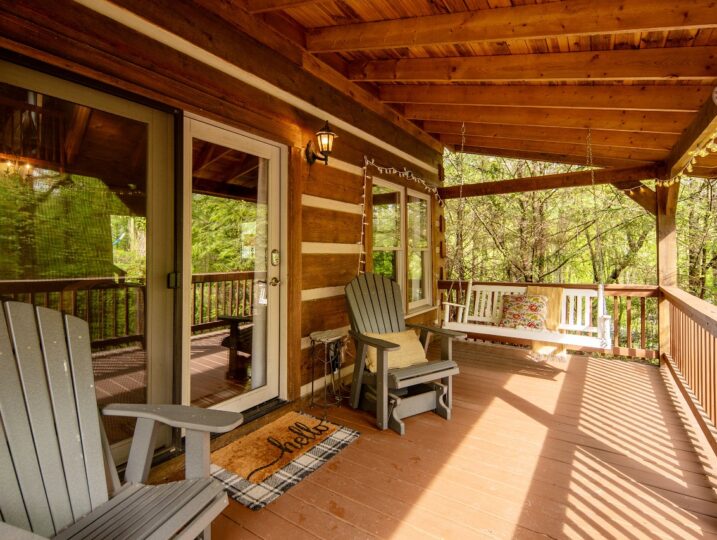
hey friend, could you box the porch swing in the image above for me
[442,127,613,351]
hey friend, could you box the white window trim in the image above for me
[372,178,406,294]
[370,178,432,314]
[407,188,432,312]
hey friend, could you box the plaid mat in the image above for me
[211,424,360,510]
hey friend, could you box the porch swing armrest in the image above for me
[597,314,613,346]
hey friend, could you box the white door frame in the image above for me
[182,113,288,412]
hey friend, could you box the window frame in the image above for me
[369,178,432,314]
[406,188,432,312]
[370,178,406,295]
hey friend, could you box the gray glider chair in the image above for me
[0,301,243,540]
[345,273,465,435]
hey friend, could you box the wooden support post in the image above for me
[287,146,304,400]
[657,182,680,359]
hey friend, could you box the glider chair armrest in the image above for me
[103,404,243,484]
[406,323,466,360]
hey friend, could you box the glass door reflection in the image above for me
[189,137,271,408]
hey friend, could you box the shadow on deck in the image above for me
[214,340,717,539]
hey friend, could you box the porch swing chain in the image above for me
[588,129,610,347]
[446,123,468,308]
[587,128,605,284]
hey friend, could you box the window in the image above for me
[371,179,432,311]
[407,191,431,309]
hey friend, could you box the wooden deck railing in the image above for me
[0,271,259,347]
[661,286,717,437]
[438,280,660,359]
[191,271,258,332]
[0,278,145,348]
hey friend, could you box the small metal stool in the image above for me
[309,328,348,414]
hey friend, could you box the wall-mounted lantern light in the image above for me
[305,120,337,166]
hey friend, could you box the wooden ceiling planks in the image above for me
[231,0,717,178]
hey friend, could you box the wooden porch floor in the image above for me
[212,341,717,539]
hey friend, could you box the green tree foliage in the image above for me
[0,168,140,281]
[442,152,717,304]
[191,194,262,274]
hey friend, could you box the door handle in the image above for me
[269,277,280,286]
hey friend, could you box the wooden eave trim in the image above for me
[74,0,442,172]
[306,0,717,52]
[192,0,443,154]
[665,87,717,178]
[437,165,658,198]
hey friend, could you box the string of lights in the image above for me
[357,156,444,276]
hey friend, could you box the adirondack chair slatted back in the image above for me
[346,273,406,335]
[466,285,526,325]
[0,302,108,537]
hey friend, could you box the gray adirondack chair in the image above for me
[0,301,243,539]
[345,273,465,435]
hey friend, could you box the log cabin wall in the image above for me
[0,0,444,398]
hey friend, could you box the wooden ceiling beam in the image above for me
[438,134,667,163]
[348,46,717,82]
[307,0,717,52]
[438,165,658,198]
[379,84,712,113]
[665,88,717,178]
[407,105,690,133]
[456,145,651,169]
[424,121,677,151]
[245,0,327,13]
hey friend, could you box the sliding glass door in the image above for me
[0,61,174,462]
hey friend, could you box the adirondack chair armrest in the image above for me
[350,330,401,352]
[406,323,466,339]
[104,404,243,484]
[0,521,47,539]
[103,403,243,433]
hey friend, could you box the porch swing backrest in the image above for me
[463,284,603,332]
[444,283,611,348]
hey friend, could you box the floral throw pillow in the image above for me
[499,294,548,330]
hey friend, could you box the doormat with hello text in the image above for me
[210,411,359,510]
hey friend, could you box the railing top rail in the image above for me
[438,280,659,297]
[661,285,717,337]
[191,271,260,283]
[0,278,145,294]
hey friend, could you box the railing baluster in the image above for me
[613,296,620,348]
[626,296,632,349]
[640,297,646,349]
